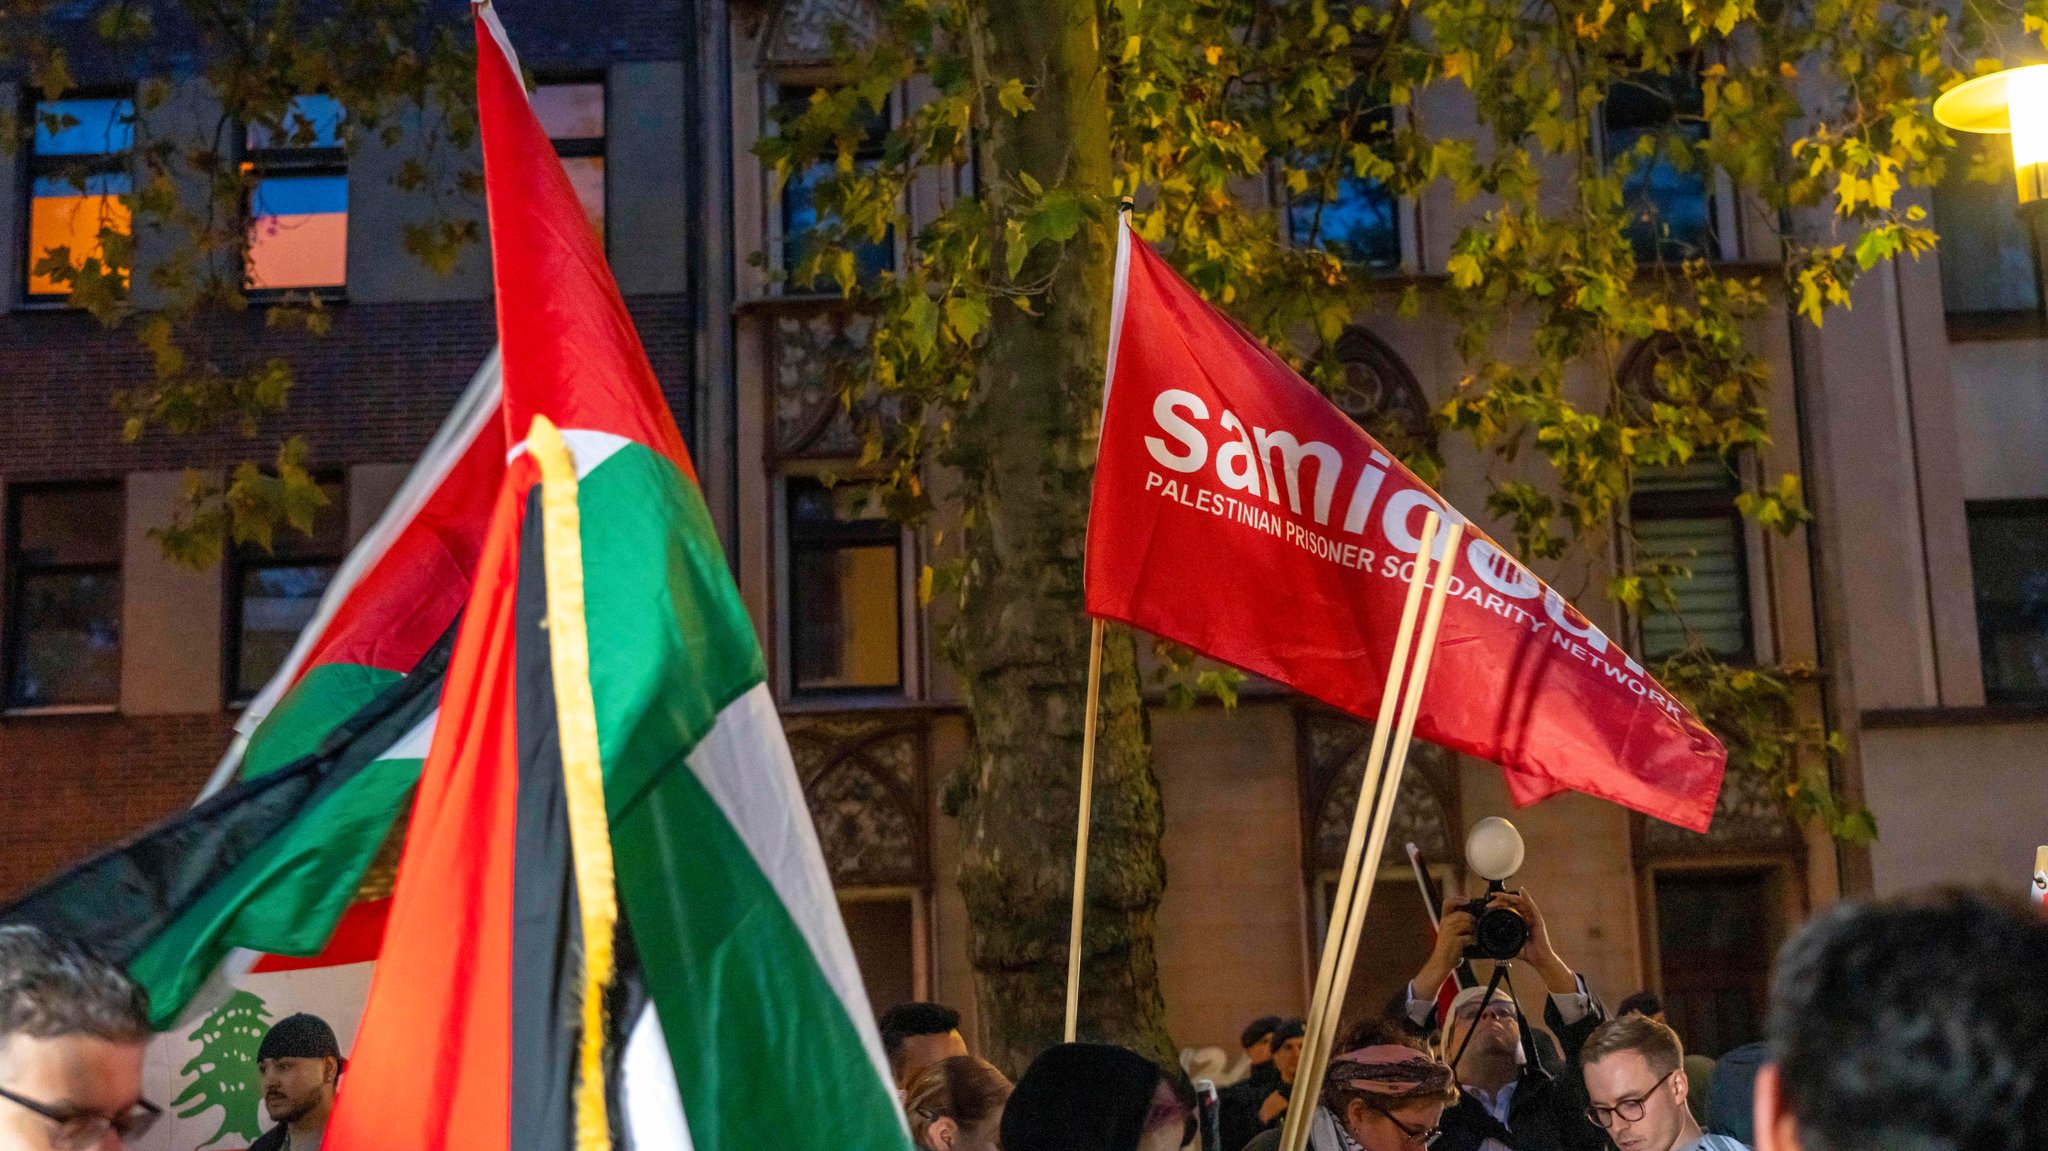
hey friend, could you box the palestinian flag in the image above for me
[321,8,907,1149]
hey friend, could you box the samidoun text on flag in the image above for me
[1083,219,1726,831]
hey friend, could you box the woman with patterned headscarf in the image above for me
[1242,1021,1457,1151]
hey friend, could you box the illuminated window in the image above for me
[1288,92,1401,272]
[1604,72,1718,263]
[226,479,345,702]
[1631,460,1751,662]
[534,82,606,245]
[245,95,348,291]
[5,484,123,710]
[24,96,134,300]
[775,85,894,290]
[785,477,902,693]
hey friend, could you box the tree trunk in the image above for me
[951,0,1175,1076]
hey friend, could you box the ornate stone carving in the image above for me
[770,308,875,460]
[1296,707,1458,873]
[1639,764,1801,857]
[761,0,882,69]
[786,711,929,886]
[1330,327,1434,454]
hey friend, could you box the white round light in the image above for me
[1465,817,1525,882]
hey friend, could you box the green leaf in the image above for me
[997,78,1034,117]
[945,295,990,342]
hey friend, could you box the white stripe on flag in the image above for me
[622,1002,694,1151]
[683,684,898,1094]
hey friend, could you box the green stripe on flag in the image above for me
[577,443,905,1150]
[242,662,405,778]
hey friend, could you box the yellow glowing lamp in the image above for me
[1935,64,2048,206]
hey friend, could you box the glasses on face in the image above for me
[1585,1069,1677,1129]
[1453,1002,1515,1024]
[0,1084,161,1150]
[1378,1108,1440,1148]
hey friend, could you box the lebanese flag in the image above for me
[1084,217,1726,831]
[321,7,908,1149]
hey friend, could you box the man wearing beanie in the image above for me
[250,1013,345,1151]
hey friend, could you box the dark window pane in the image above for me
[32,98,135,156]
[839,896,917,1018]
[790,544,901,690]
[776,87,893,288]
[1290,173,1400,270]
[534,83,605,140]
[10,570,121,708]
[248,94,346,150]
[1932,139,2041,319]
[1606,75,1715,262]
[248,174,348,289]
[16,488,123,565]
[267,482,348,561]
[1967,503,2048,703]
[236,563,337,699]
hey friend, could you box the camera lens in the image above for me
[1472,906,1529,960]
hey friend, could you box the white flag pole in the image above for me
[1277,513,1442,1151]
[1063,617,1109,1042]
[1291,523,1465,1142]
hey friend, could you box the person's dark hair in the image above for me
[1615,991,1664,1019]
[905,1055,1012,1148]
[1766,888,2048,1151]
[1271,1017,1306,1048]
[1240,1014,1284,1051]
[0,925,150,1044]
[879,1002,962,1074]
[1001,1043,1168,1151]
[1582,1014,1684,1078]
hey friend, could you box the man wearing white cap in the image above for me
[1402,888,1609,1151]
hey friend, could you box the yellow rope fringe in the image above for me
[526,415,618,1151]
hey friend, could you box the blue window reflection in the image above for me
[1606,76,1716,262]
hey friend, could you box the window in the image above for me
[245,95,348,291]
[226,479,346,703]
[1631,460,1751,661]
[1604,72,1717,263]
[785,477,902,693]
[5,484,123,710]
[534,82,606,245]
[775,85,894,290]
[1287,93,1401,271]
[1932,135,2043,336]
[1966,500,2048,704]
[24,95,134,300]
[1653,869,1781,1057]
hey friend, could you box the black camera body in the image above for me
[1460,880,1529,961]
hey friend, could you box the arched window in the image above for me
[1329,326,1435,461]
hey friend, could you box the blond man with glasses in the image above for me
[0,926,158,1151]
[1581,1015,1747,1151]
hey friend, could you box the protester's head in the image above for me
[1239,1015,1283,1065]
[1001,1043,1194,1151]
[1322,1019,1456,1151]
[257,1013,344,1128]
[1270,1018,1306,1084]
[1615,991,1666,1023]
[0,925,155,1151]
[880,1002,969,1090]
[1756,888,2048,1151]
[905,1055,1011,1151]
[1442,985,1518,1069]
[1581,1014,1694,1151]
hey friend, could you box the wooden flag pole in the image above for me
[1277,513,1442,1151]
[1292,523,1465,1140]
[1064,617,1109,1043]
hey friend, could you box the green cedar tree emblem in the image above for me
[172,989,272,1148]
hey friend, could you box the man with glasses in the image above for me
[0,925,158,1151]
[1581,1015,1746,1151]
[1401,889,1608,1151]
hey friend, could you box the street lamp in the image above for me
[1935,64,2048,320]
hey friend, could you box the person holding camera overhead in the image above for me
[1401,888,1610,1151]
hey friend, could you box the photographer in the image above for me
[1401,889,1608,1151]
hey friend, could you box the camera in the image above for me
[1459,880,1529,961]
[1460,817,1529,961]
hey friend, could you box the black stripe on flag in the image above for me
[0,618,458,962]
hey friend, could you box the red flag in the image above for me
[1084,220,1726,831]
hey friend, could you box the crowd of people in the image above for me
[0,884,2039,1150]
